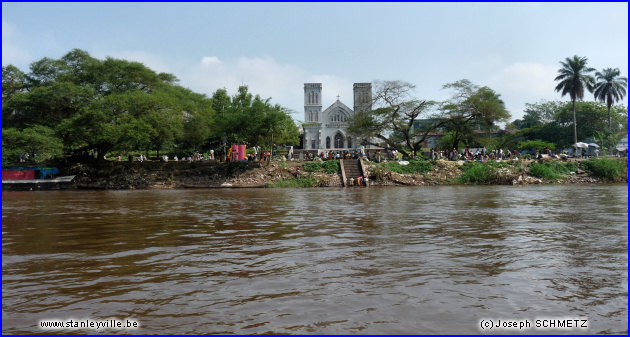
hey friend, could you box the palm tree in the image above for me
[554,55,595,145]
[594,67,628,130]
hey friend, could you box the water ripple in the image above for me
[2,185,627,334]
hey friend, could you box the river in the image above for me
[2,185,627,334]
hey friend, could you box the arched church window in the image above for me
[315,93,318,104]
[315,112,318,122]
[326,136,331,149]
[347,137,352,148]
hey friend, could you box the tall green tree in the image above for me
[3,49,301,164]
[440,79,510,150]
[554,55,595,145]
[508,100,562,130]
[2,49,214,162]
[258,104,300,149]
[594,67,628,130]
[211,85,299,149]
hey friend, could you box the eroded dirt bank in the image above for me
[59,158,626,190]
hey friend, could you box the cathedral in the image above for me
[302,82,372,150]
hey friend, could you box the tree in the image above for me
[510,100,627,150]
[2,125,63,164]
[258,104,300,148]
[179,89,215,151]
[2,65,27,100]
[347,80,442,158]
[554,55,595,145]
[440,79,510,149]
[509,100,561,130]
[594,67,628,130]
[2,49,300,164]
[211,85,299,150]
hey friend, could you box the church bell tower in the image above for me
[353,83,372,113]
[304,83,322,122]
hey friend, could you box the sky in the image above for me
[2,2,628,124]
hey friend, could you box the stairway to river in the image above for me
[341,159,367,187]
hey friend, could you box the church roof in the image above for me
[322,99,353,115]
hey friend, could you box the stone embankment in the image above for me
[62,157,625,190]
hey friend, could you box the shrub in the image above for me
[303,162,322,172]
[529,162,561,180]
[368,164,386,182]
[528,161,578,180]
[582,158,627,181]
[517,139,556,151]
[303,160,339,173]
[562,161,578,173]
[486,160,519,169]
[267,175,319,188]
[458,162,496,184]
[386,160,433,174]
[322,160,340,173]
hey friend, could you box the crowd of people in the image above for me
[430,147,523,162]
[109,143,625,164]
[305,149,366,161]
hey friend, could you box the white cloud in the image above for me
[201,56,221,67]
[183,55,351,123]
[486,62,559,120]
[2,20,31,68]
[487,62,558,96]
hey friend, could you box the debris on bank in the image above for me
[58,157,627,190]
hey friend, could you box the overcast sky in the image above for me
[3,2,628,123]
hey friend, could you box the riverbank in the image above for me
[52,157,628,189]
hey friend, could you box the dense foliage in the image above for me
[2,49,299,165]
[581,158,627,181]
[303,160,339,174]
[440,79,511,150]
[267,175,319,188]
[385,160,433,174]
[528,161,578,180]
[457,161,497,184]
[507,100,627,152]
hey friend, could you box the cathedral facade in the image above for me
[302,82,372,150]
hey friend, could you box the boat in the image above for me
[2,167,75,191]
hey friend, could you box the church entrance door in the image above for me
[334,133,344,148]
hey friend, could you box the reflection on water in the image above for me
[2,185,627,334]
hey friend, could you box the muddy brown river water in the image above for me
[2,185,627,334]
